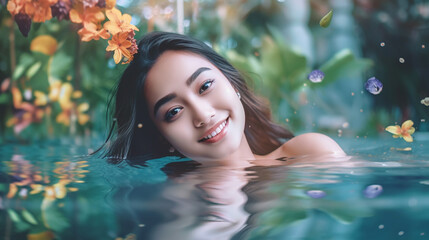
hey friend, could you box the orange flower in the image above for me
[106,0,116,9]
[385,120,415,142]
[106,32,132,64]
[104,7,138,35]
[31,0,57,23]
[7,0,27,15]
[78,22,110,41]
[69,4,105,25]
[7,87,44,134]
[7,0,58,22]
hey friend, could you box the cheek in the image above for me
[157,121,194,149]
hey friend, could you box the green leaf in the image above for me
[7,209,21,222]
[12,53,35,80]
[315,49,373,87]
[266,26,309,90]
[22,209,38,225]
[320,10,333,28]
[7,209,31,232]
[0,93,10,104]
[28,69,50,92]
[41,198,70,232]
[318,202,373,224]
[26,62,42,79]
[50,52,73,79]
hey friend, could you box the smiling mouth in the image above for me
[198,117,229,143]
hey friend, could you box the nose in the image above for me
[191,101,215,128]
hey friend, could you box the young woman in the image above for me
[103,31,345,166]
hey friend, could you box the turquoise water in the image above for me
[1,134,429,240]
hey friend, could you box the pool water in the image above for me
[1,134,429,240]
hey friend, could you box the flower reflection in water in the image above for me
[6,155,88,201]
[2,154,89,238]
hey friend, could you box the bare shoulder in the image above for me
[267,133,345,158]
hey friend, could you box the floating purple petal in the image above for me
[365,77,383,95]
[363,184,383,198]
[306,190,326,199]
[308,70,325,83]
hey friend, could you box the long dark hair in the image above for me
[100,31,293,164]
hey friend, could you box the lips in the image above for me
[198,117,229,143]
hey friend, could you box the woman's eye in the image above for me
[165,107,183,121]
[199,79,214,94]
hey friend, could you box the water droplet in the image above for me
[319,10,333,28]
[380,42,385,47]
[306,190,326,198]
[365,77,383,95]
[399,58,405,63]
[364,184,383,198]
[308,70,325,83]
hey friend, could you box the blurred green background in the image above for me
[0,0,428,143]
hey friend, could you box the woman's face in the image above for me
[144,50,246,161]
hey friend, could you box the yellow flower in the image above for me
[58,82,73,110]
[77,102,90,125]
[385,120,415,142]
[34,91,49,106]
[30,35,58,56]
[104,8,138,35]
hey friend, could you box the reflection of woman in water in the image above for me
[103,31,344,165]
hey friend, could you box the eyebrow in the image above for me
[153,67,211,117]
[186,67,211,86]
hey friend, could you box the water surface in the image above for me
[1,134,429,240]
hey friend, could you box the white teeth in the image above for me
[202,119,227,140]
[216,127,221,134]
